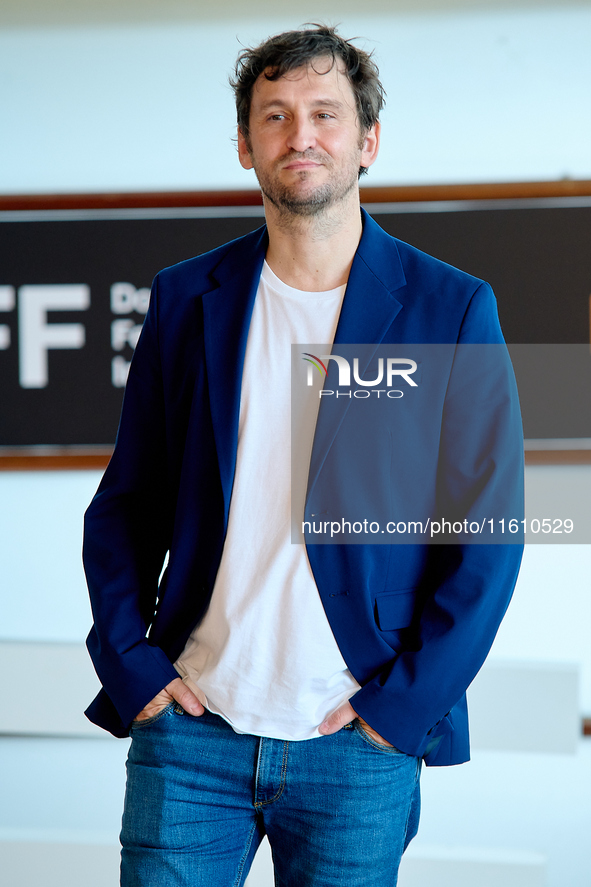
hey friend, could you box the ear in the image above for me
[359,121,381,171]
[237,127,254,170]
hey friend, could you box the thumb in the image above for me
[319,701,357,736]
[166,677,204,717]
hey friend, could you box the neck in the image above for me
[263,189,363,292]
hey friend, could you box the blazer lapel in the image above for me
[202,226,268,524]
[307,210,407,500]
[333,209,406,346]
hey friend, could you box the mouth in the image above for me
[281,152,326,171]
[283,160,323,171]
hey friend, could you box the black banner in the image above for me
[1,199,590,448]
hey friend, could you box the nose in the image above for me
[285,115,317,153]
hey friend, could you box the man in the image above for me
[83,25,523,887]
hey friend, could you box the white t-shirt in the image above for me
[175,261,360,740]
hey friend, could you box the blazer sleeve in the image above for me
[83,273,180,730]
[350,282,525,759]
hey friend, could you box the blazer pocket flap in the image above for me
[375,590,416,630]
[428,712,454,737]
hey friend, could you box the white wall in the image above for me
[2,468,590,710]
[0,468,590,887]
[1,6,590,194]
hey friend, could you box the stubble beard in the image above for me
[253,151,361,221]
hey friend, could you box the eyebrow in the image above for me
[257,99,348,113]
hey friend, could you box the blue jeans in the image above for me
[121,704,421,886]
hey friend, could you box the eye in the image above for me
[269,114,286,121]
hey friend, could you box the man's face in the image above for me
[237,59,380,216]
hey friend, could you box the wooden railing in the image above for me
[2,178,591,212]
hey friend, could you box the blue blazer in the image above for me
[83,209,523,765]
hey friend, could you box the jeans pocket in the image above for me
[353,718,403,754]
[131,701,176,730]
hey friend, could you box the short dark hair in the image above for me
[231,24,385,141]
